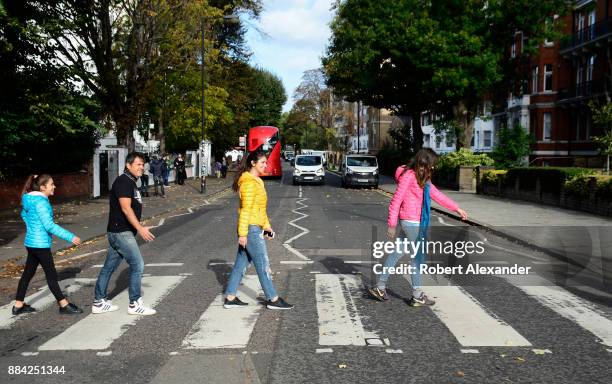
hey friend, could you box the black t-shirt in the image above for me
[107,173,142,234]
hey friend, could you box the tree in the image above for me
[323,0,569,151]
[491,124,532,169]
[0,1,99,179]
[31,0,261,150]
[248,67,286,127]
[589,101,612,175]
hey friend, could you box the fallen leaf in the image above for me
[338,363,347,369]
[454,371,465,378]
[515,357,525,362]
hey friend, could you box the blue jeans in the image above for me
[377,220,425,294]
[225,225,277,301]
[95,231,144,303]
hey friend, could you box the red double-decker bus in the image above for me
[248,126,282,177]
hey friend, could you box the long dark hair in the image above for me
[400,148,438,188]
[232,150,267,191]
[21,174,52,196]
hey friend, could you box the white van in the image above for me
[340,154,379,188]
[292,154,325,185]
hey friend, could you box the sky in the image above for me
[244,0,335,112]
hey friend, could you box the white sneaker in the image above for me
[127,297,156,315]
[92,299,119,314]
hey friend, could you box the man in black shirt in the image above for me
[93,152,157,316]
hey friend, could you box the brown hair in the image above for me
[232,150,267,192]
[400,148,438,188]
[21,174,53,196]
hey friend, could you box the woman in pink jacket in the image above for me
[369,148,467,306]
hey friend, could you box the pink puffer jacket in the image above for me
[387,166,459,227]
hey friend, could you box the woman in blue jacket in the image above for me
[12,174,84,316]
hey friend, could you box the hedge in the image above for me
[504,167,596,194]
[565,175,612,200]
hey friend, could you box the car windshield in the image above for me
[296,156,321,166]
[347,157,377,167]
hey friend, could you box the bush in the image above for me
[436,148,494,180]
[505,167,596,194]
[482,170,507,185]
[595,176,612,200]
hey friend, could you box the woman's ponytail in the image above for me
[20,174,52,197]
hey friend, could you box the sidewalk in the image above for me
[0,176,233,264]
[378,174,612,273]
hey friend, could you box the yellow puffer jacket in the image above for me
[237,172,271,236]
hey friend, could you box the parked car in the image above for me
[292,154,325,185]
[340,154,379,188]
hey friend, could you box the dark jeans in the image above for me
[153,175,164,196]
[95,231,144,303]
[15,247,65,302]
[140,174,149,196]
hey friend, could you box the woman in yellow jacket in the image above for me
[224,150,293,310]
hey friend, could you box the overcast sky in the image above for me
[244,0,335,112]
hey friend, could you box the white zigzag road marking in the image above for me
[283,186,311,261]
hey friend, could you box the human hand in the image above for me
[138,226,156,242]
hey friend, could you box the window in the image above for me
[577,13,585,42]
[423,134,431,147]
[421,112,432,126]
[532,66,539,93]
[435,136,441,149]
[445,133,453,147]
[543,113,552,141]
[587,55,595,82]
[588,10,596,40]
[511,43,516,58]
[544,64,553,92]
[484,131,492,147]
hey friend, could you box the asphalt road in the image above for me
[1,165,611,384]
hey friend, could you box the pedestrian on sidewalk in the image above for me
[163,154,171,186]
[93,152,157,315]
[174,154,186,185]
[12,174,84,316]
[150,154,165,198]
[140,157,150,197]
[368,148,468,306]
[224,150,294,310]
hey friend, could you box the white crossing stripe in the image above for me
[423,282,532,347]
[91,263,184,268]
[181,275,263,349]
[316,274,383,346]
[38,275,185,350]
[514,283,612,347]
[0,278,96,329]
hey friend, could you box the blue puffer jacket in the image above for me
[21,192,75,248]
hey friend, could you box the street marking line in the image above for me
[413,276,532,347]
[385,349,403,354]
[181,275,262,349]
[316,274,383,346]
[283,196,311,261]
[37,276,185,350]
[299,248,364,257]
[21,352,39,356]
[55,249,106,265]
[316,348,333,353]
[280,260,314,265]
[96,351,112,356]
[92,263,184,268]
[208,262,234,266]
[344,260,375,264]
[532,349,552,354]
[505,278,612,347]
[0,278,96,329]
[461,349,480,354]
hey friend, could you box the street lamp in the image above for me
[200,14,240,193]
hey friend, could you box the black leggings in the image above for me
[15,247,65,302]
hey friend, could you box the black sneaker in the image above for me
[12,304,36,316]
[224,297,248,308]
[408,294,435,307]
[266,297,293,310]
[368,287,389,302]
[59,303,84,314]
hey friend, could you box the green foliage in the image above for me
[565,175,612,201]
[323,0,569,149]
[492,124,533,168]
[505,167,596,193]
[248,68,286,127]
[436,148,494,172]
[482,170,508,185]
[0,1,99,180]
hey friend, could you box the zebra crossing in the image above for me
[2,271,612,355]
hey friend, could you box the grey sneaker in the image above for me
[408,293,435,307]
[368,287,389,302]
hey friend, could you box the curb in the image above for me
[375,185,578,268]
